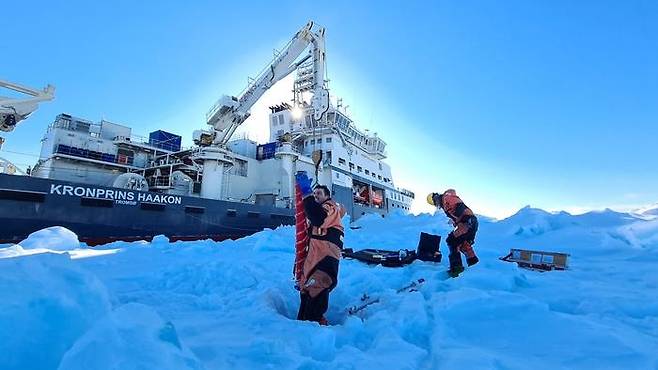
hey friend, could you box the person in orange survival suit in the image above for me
[427,189,479,277]
[295,172,346,325]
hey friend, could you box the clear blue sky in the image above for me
[2,0,657,218]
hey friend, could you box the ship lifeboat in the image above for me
[353,185,369,204]
[370,190,383,206]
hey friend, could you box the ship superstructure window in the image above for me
[310,139,315,145]
[326,137,332,143]
[357,166,362,172]
[278,115,284,125]
[276,129,284,137]
[247,211,260,218]
[231,159,248,177]
[378,175,382,180]
[226,209,237,217]
[327,112,335,124]
[349,162,355,170]
[365,169,370,175]
[338,158,346,165]
[336,114,348,129]
[317,138,322,144]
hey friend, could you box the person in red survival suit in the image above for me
[427,189,479,277]
[295,172,346,325]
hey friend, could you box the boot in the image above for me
[467,256,479,266]
[318,316,329,326]
[448,265,465,278]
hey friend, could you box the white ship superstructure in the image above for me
[266,102,414,217]
[1,20,413,246]
[30,101,413,220]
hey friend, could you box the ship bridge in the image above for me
[270,105,387,160]
[327,109,387,159]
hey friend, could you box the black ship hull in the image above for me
[0,174,295,245]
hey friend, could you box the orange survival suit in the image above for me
[434,189,479,274]
[297,196,346,324]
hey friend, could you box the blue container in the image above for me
[149,130,182,152]
[256,142,277,160]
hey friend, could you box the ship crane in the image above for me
[197,20,330,147]
[192,21,329,202]
[0,79,55,132]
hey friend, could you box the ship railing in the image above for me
[113,134,148,145]
[0,157,26,175]
[275,142,302,154]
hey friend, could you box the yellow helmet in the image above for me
[426,193,437,206]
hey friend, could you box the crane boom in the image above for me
[204,21,330,146]
[0,79,55,132]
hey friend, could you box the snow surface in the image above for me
[1,208,658,369]
[636,203,658,219]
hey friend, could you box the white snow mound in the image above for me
[19,226,81,251]
[0,253,112,370]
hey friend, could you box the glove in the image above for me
[295,171,313,196]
